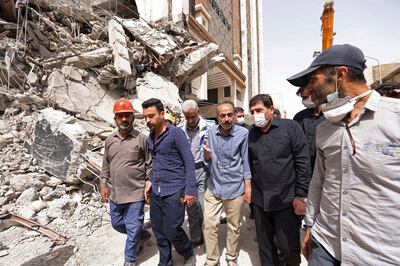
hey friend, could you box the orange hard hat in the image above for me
[113,98,134,113]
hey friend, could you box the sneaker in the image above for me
[184,255,196,266]
[226,260,237,266]
[123,261,136,266]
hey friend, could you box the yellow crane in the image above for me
[321,0,335,51]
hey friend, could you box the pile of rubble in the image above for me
[0,0,224,262]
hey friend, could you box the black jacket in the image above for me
[248,119,311,211]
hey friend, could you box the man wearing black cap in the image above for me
[287,44,400,266]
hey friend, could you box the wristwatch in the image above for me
[299,197,308,203]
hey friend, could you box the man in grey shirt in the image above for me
[178,99,213,247]
[100,98,152,266]
[288,44,400,265]
[203,100,251,266]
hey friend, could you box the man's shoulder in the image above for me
[293,108,312,122]
[105,131,118,143]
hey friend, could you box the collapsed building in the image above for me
[0,0,225,264]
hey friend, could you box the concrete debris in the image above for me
[119,18,178,56]
[64,47,113,70]
[29,108,87,183]
[108,19,132,76]
[174,43,221,79]
[0,3,223,263]
[134,72,181,113]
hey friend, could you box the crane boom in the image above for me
[321,0,335,51]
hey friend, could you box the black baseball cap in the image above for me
[287,44,367,87]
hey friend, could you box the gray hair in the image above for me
[182,100,199,112]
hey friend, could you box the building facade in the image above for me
[134,0,264,117]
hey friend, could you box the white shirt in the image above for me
[306,91,400,265]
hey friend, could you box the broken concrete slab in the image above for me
[15,188,39,206]
[134,72,181,113]
[29,108,87,183]
[76,120,114,139]
[174,43,221,79]
[65,47,112,69]
[45,71,120,124]
[61,66,83,82]
[108,19,131,76]
[9,173,45,193]
[119,18,177,55]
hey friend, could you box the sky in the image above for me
[262,0,400,118]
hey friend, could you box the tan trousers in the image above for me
[203,188,244,266]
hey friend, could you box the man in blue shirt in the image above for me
[142,98,197,266]
[203,100,252,266]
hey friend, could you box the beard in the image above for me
[117,121,132,133]
[312,81,335,105]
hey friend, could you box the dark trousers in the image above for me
[187,164,208,243]
[150,190,193,266]
[109,200,147,262]
[309,236,340,266]
[253,204,302,266]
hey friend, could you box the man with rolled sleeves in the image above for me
[100,98,152,266]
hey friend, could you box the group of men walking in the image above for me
[100,43,399,266]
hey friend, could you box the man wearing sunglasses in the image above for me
[288,44,400,266]
[202,100,252,266]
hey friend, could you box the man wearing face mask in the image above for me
[234,107,250,129]
[248,94,311,266]
[100,98,152,266]
[203,100,252,266]
[288,44,400,266]
[293,86,325,174]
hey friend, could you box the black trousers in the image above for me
[253,204,302,266]
[150,190,193,266]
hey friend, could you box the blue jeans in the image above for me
[109,200,147,262]
[150,190,193,266]
[186,164,208,243]
[309,236,341,266]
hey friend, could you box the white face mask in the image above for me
[302,97,316,108]
[326,72,341,103]
[253,113,267,127]
[322,90,372,123]
[236,117,245,125]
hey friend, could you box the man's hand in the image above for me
[301,227,312,260]
[144,181,152,203]
[244,180,252,204]
[203,140,212,161]
[184,195,197,207]
[293,197,306,215]
[100,187,109,202]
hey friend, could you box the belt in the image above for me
[194,162,204,169]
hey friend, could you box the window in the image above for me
[208,88,218,104]
[224,86,231,97]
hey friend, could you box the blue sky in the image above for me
[262,0,400,118]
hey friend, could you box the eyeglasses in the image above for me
[219,113,234,119]
[345,123,356,155]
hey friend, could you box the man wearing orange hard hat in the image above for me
[100,98,152,266]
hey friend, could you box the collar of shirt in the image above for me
[216,124,236,137]
[364,90,381,112]
[148,123,171,146]
[111,127,140,139]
